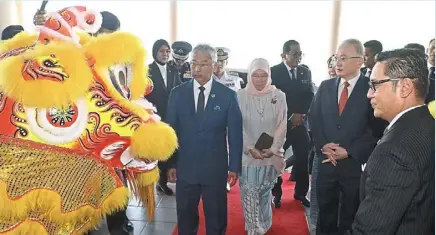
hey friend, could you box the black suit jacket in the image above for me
[426,67,435,103]
[308,75,378,175]
[146,61,180,120]
[347,106,435,235]
[271,63,314,117]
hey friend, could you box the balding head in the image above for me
[339,39,364,56]
[335,39,364,80]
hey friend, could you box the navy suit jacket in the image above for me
[309,75,378,176]
[166,79,243,184]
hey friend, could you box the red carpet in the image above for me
[172,173,309,235]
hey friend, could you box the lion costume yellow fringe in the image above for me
[0,6,177,235]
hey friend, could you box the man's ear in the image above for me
[399,79,414,98]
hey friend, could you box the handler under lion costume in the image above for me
[0,6,177,235]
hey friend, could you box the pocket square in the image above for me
[214,105,221,111]
[361,163,366,171]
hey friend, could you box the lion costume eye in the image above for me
[108,64,132,100]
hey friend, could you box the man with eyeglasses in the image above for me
[166,44,242,235]
[270,40,314,208]
[346,48,434,235]
[309,39,379,235]
[169,40,193,83]
[361,40,383,78]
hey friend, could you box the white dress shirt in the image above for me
[365,68,372,78]
[193,78,213,111]
[386,105,424,131]
[283,62,297,80]
[338,73,360,103]
[156,63,167,87]
[362,104,424,171]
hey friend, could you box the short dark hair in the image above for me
[1,25,24,40]
[327,55,334,66]
[282,40,299,54]
[100,11,120,31]
[363,40,383,54]
[430,38,435,45]
[404,43,425,54]
[376,48,429,100]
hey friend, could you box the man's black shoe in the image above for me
[294,196,310,207]
[157,184,174,196]
[126,221,134,232]
[273,197,281,208]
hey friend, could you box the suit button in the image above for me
[337,125,341,129]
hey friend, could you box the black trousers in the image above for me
[272,124,310,199]
[106,208,129,235]
[176,179,227,235]
[316,161,360,235]
[158,161,169,185]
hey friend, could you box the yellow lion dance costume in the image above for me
[0,6,177,235]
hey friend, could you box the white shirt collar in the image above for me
[283,61,296,71]
[340,73,360,89]
[156,63,167,70]
[386,105,424,130]
[214,72,228,80]
[193,77,213,92]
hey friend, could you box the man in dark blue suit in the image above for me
[166,44,243,235]
[309,39,381,235]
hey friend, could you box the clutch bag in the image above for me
[254,132,274,151]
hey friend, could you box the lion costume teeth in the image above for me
[0,5,177,235]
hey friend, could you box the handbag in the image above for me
[254,132,274,151]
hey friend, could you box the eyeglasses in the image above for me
[331,55,362,64]
[189,62,213,69]
[368,78,400,92]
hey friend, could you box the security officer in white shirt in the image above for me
[213,47,244,92]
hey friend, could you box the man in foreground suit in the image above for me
[309,39,378,235]
[271,40,314,208]
[146,39,181,196]
[166,44,243,235]
[346,49,435,235]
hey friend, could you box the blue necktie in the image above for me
[197,86,205,117]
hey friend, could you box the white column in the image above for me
[169,0,178,44]
[0,0,18,34]
[329,0,342,55]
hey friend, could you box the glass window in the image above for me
[177,1,333,85]
[339,1,435,53]
[21,1,170,64]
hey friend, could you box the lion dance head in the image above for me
[0,6,177,235]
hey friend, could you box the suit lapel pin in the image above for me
[211,94,216,98]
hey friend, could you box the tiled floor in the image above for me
[92,181,311,235]
[92,149,311,235]
[91,183,177,235]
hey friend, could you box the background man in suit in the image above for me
[166,44,243,235]
[426,38,435,103]
[361,40,383,78]
[146,39,181,196]
[309,39,378,235]
[270,40,314,208]
[347,48,434,235]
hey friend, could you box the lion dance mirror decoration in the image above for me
[0,6,178,235]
